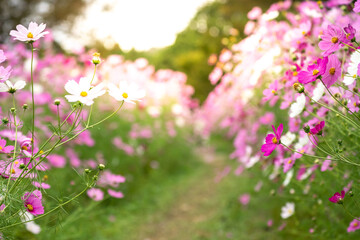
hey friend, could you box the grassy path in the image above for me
[135,146,227,240]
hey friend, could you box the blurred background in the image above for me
[0,0,278,102]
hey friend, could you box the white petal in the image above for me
[14,80,26,90]
[64,80,80,95]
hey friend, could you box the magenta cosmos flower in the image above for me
[322,54,341,88]
[298,57,328,85]
[10,22,48,42]
[22,190,44,216]
[354,0,360,13]
[348,219,360,232]
[0,138,14,154]
[319,25,345,56]
[329,190,345,204]
[261,123,283,156]
[310,121,325,135]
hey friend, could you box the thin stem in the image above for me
[30,43,35,157]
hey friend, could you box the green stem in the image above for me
[30,43,35,157]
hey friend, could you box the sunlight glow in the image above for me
[58,0,212,51]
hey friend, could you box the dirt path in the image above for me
[135,146,228,240]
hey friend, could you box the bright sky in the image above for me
[56,0,212,52]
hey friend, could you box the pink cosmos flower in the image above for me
[344,24,356,43]
[10,22,49,42]
[22,190,44,216]
[0,50,6,64]
[87,188,104,201]
[238,193,250,206]
[322,54,341,88]
[318,25,345,56]
[298,57,328,85]
[262,81,280,106]
[329,190,345,204]
[0,66,12,82]
[247,6,262,20]
[354,0,360,13]
[261,123,283,156]
[310,121,325,135]
[348,219,360,232]
[32,181,51,189]
[108,189,124,199]
[47,154,66,168]
[0,138,14,153]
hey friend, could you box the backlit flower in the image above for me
[108,81,145,104]
[298,57,328,85]
[0,80,26,93]
[65,77,105,106]
[322,54,341,88]
[344,51,360,85]
[10,22,48,42]
[318,25,345,56]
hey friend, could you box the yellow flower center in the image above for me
[43,175,48,181]
[288,160,292,164]
[312,69,319,75]
[271,90,276,94]
[80,91,88,97]
[354,222,359,227]
[272,137,278,144]
[329,67,336,75]
[0,146,2,151]
[122,93,128,99]
[39,150,44,154]
[346,33,350,39]
[27,204,34,211]
[293,71,298,76]
[300,149,305,153]
[354,102,357,107]
[11,169,15,174]
[93,52,100,57]
[331,37,338,44]
[21,146,28,151]
[353,74,357,78]
[14,161,19,165]
[27,32,33,38]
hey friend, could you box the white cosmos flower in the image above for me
[281,202,295,219]
[108,81,145,104]
[312,82,325,102]
[289,94,305,118]
[65,77,105,106]
[0,80,26,93]
[283,169,294,187]
[344,51,360,85]
[280,132,296,146]
[19,211,41,234]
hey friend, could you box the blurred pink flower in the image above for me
[108,189,124,199]
[238,194,250,206]
[87,188,104,201]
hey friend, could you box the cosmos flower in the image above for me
[289,94,306,118]
[87,188,104,201]
[318,25,345,56]
[0,80,26,93]
[344,51,360,85]
[281,202,295,219]
[107,189,124,199]
[329,190,345,204]
[348,219,360,232]
[298,57,328,85]
[0,138,14,153]
[261,123,283,156]
[310,121,325,135]
[65,77,105,106]
[22,190,44,216]
[108,81,145,104]
[322,54,341,88]
[10,22,48,42]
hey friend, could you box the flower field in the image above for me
[1,0,360,239]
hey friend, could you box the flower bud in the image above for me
[85,169,91,174]
[337,139,342,146]
[19,163,26,169]
[303,125,310,133]
[1,118,9,124]
[290,65,297,71]
[314,159,320,164]
[93,175,98,181]
[354,87,359,93]
[334,93,342,99]
[92,52,101,65]
[270,189,276,196]
[349,191,354,197]
[293,82,304,93]
[22,104,28,110]
[10,108,16,113]
[54,99,61,106]
[98,164,105,170]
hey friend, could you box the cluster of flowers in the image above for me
[200,0,360,235]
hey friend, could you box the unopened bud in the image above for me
[54,99,61,106]
[334,93,342,99]
[293,82,304,93]
[290,65,297,71]
[93,175,98,181]
[314,159,320,164]
[337,139,342,146]
[98,164,105,170]
[92,52,101,65]
[10,108,16,113]
[303,125,310,133]
[354,87,359,93]
[85,169,91,174]
[22,104,28,110]
[349,191,354,197]
[1,118,9,125]
[19,163,26,169]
